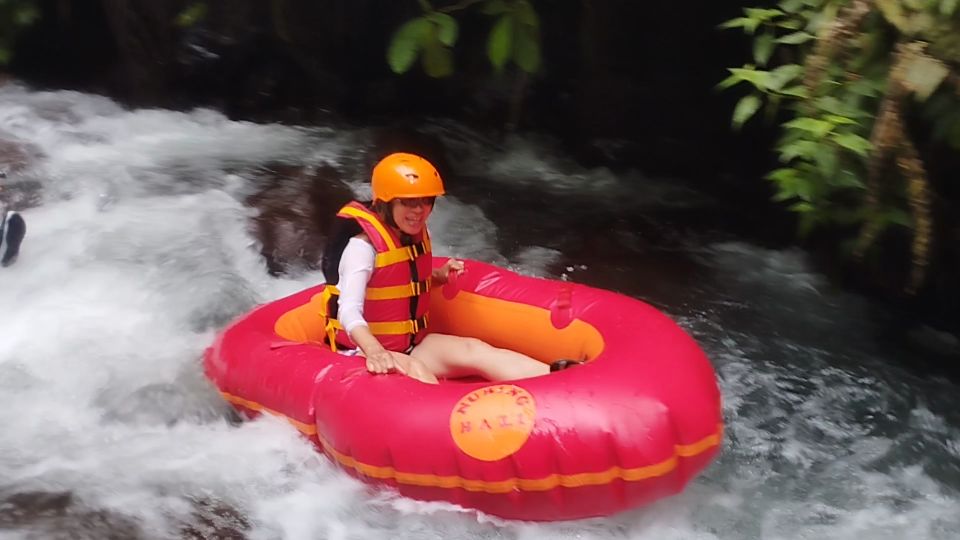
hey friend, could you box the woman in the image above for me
[322,152,578,384]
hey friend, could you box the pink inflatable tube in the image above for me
[204,257,723,521]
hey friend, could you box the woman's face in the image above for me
[391,197,436,235]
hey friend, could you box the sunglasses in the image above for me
[397,197,437,208]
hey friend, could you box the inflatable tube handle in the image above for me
[442,264,461,300]
[550,284,574,329]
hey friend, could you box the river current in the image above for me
[0,84,957,539]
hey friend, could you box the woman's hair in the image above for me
[321,200,414,284]
[321,217,360,285]
[370,200,393,226]
[371,199,413,246]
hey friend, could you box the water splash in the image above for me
[1,84,957,539]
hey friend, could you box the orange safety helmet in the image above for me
[371,152,445,202]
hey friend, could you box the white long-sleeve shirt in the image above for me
[336,237,377,333]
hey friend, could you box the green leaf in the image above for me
[388,18,432,74]
[14,5,40,26]
[733,94,763,129]
[716,73,742,91]
[775,31,814,44]
[779,140,820,162]
[778,0,806,14]
[766,63,803,91]
[426,12,459,47]
[513,25,541,73]
[422,36,454,78]
[847,76,886,97]
[779,85,809,98]
[815,96,862,118]
[883,208,912,227]
[776,19,804,30]
[766,167,800,183]
[940,0,959,15]
[718,17,752,30]
[175,2,208,28]
[815,146,838,179]
[754,32,776,66]
[770,173,800,201]
[726,67,771,91]
[720,13,764,34]
[515,0,540,29]
[824,114,858,126]
[833,169,866,189]
[784,117,835,137]
[831,132,872,156]
[744,8,785,21]
[0,48,9,66]
[488,15,514,70]
[789,201,815,212]
[772,191,796,202]
[481,0,511,15]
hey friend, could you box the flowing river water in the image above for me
[0,84,958,540]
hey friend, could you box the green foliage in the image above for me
[175,2,208,28]
[388,17,436,74]
[0,0,39,66]
[721,0,960,250]
[487,14,514,69]
[387,0,542,78]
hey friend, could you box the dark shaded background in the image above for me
[7,0,960,355]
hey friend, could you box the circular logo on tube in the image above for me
[449,384,536,461]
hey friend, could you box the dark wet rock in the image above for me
[185,275,261,333]
[0,491,73,527]
[247,162,354,276]
[0,135,41,178]
[179,497,250,540]
[0,491,251,539]
[98,364,239,427]
[0,135,44,211]
[0,491,142,539]
[907,325,960,358]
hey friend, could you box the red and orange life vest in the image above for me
[319,201,432,352]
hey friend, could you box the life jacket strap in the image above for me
[317,286,428,351]
[367,314,429,336]
[365,279,431,300]
[374,240,430,267]
[315,287,343,353]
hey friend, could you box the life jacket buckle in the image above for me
[410,314,428,333]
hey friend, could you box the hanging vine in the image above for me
[721,0,960,292]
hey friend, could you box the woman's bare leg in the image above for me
[411,333,550,382]
[356,349,439,384]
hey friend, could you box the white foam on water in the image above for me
[422,121,708,208]
[1,84,958,539]
[677,241,960,540]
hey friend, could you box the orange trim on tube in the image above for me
[221,391,723,494]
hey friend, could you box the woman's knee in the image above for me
[406,356,430,376]
[401,355,438,384]
[413,334,483,369]
[458,337,487,359]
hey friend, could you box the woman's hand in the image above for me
[364,348,409,375]
[433,258,465,284]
